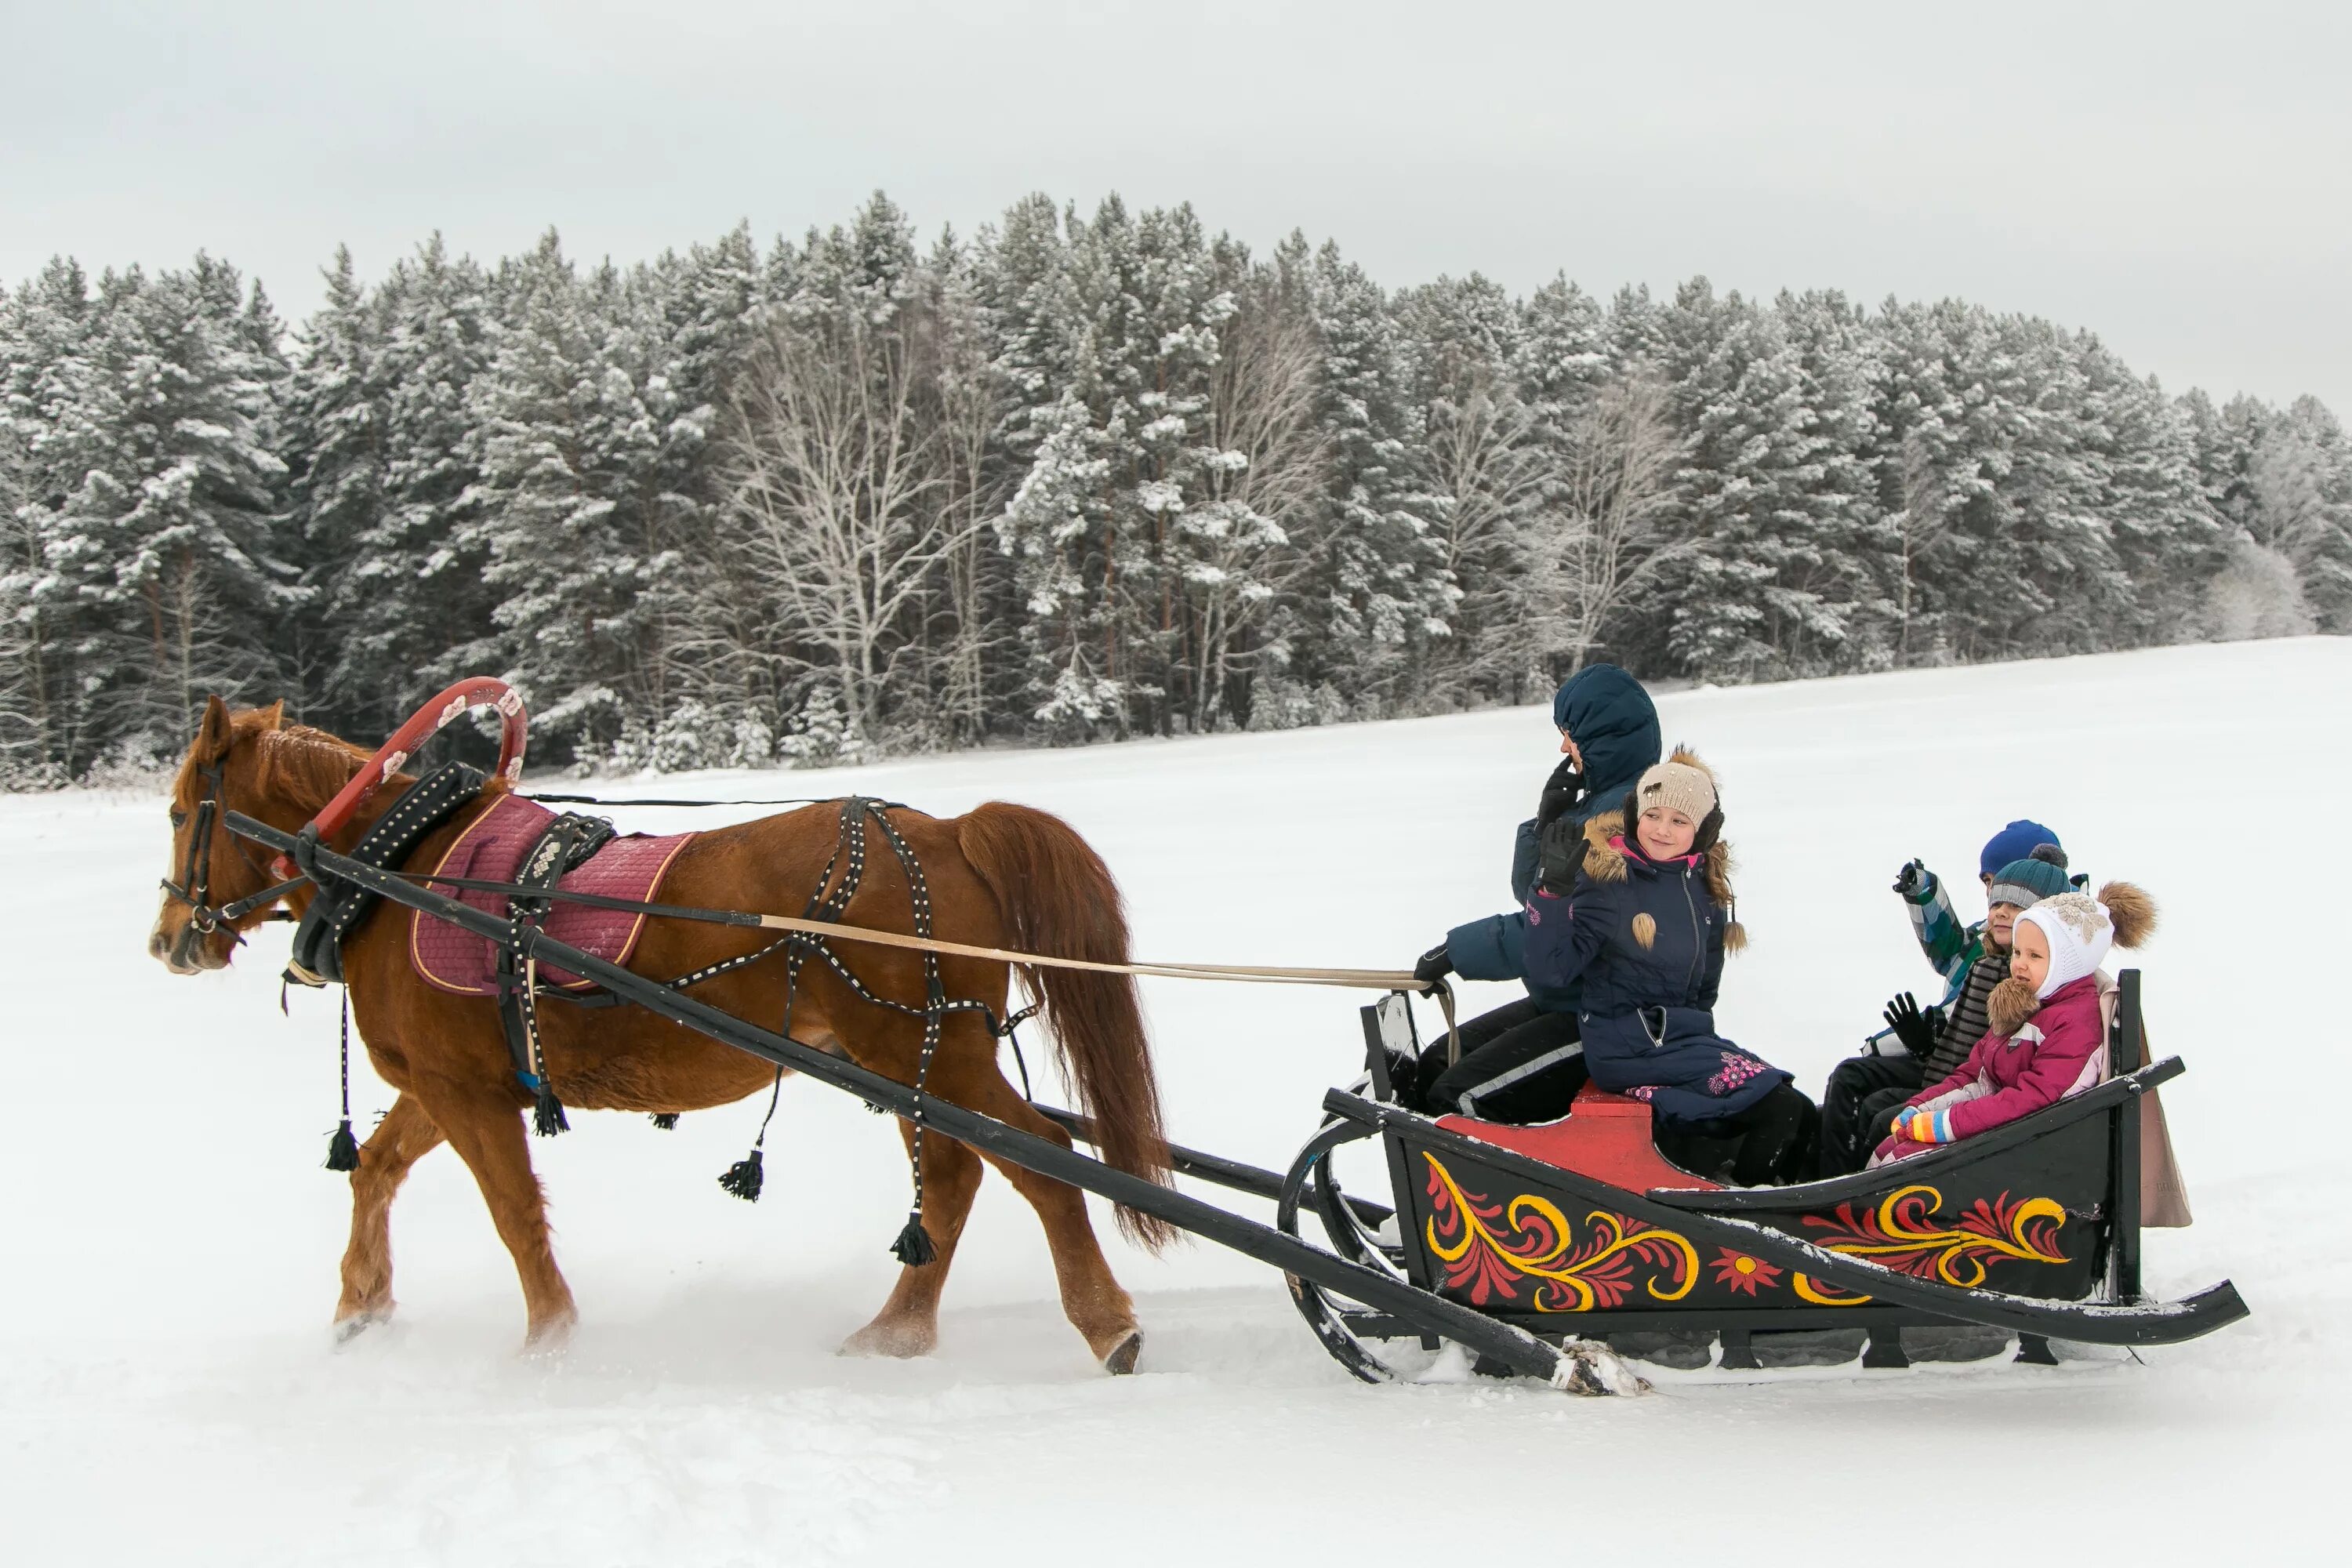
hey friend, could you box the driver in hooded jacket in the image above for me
[1400,664,1661,1120]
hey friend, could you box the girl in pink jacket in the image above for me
[1872,882,2156,1164]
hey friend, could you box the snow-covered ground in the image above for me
[4,639,2345,1565]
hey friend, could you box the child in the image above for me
[1873,882,2157,1163]
[1521,750,1813,1185]
[1816,829,2073,1177]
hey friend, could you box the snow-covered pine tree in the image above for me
[463,230,677,761]
[996,198,1258,739]
[1657,281,1882,682]
[1294,241,1449,715]
[27,258,293,763]
[306,235,501,738]
[2072,339,2223,644]
[1401,272,1544,706]
[0,257,102,775]
[280,245,387,722]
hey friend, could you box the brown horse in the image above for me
[147,695,1174,1371]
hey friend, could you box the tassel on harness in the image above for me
[324,991,361,1173]
[890,1212,937,1266]
[717,1149,764,1202]
[717,1068,785,1203]
[650,1112,679,1130]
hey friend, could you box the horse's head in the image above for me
[148,695,290,974]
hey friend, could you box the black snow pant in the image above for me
[1413,998,1588,1123]
[1658,1081,1820,1187]
[1817,1053,1927,1178]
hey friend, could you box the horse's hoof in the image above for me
[839,1318,937,1359]
[521,1312,578,1359]
[332,1307,392,1347]
[1552,1338,1649,1396]
[1101,1330,1142,1376]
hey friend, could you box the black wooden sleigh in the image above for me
[1273,979,2245,1381]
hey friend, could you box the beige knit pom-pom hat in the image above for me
[1633,759,1718,823]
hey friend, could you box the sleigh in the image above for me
[1270,984,2243,1377]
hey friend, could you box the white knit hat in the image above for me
[2015,892,2113,1000]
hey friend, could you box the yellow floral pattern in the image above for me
[1791,1184,2071,1305]
[1421,1154,1699,1312]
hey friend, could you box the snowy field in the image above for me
[4,639,2346,1566]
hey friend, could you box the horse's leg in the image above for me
[429,1089,579,1349]
[839,1121,984,1361]
[333,1091,445,1341]
[956,1064,1145,1373]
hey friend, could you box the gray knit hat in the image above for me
[1988,844,2072,911]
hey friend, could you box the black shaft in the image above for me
[1033,1103,1395,1227]
[227,811,1564,1383]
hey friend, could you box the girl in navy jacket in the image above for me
[1522,751,1813,1184]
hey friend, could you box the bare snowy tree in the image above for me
[920,262,1018,746]
[1182,289,1327,728]
[1423,369,1545,698]
[1527,374,1690,677]
[713,301,981,742]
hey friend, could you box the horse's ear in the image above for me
[196,695,234,763]
[262,699,287,730]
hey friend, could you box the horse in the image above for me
[146,695,1175,1373]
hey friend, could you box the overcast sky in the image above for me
[7,0,2347,412]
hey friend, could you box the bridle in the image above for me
[159,757,306,938]
[162,679,529,944]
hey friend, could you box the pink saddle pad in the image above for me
[411,793,696,996]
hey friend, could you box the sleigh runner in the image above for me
[158,679,2246,1392]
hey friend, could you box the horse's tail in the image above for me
[956,801,1177,1251]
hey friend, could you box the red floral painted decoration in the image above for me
[1709,1247,1784,1296]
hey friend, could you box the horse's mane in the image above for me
[246,712,378,812]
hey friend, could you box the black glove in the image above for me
[1881,991,1945,1057]
[1535,756,1584,831]
[1413,943,1454,985]
[1892,858,1929,898]
[1537,817,1589,892]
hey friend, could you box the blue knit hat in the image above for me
[1980,819,2060,879]
[1987,846,2073,910]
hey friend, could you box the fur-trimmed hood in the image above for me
[1576,747,1741,948]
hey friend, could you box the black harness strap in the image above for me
[496,812,614,1135]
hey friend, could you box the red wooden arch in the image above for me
[270,677,527,878]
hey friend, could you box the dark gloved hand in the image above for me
[1413,943,1454,985]
[1535,756,1584,831]
[1892,858,1929,898]
[1537,817,1589,892]
[1881,991,1942,1057]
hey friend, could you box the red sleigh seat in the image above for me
[1436,1082,1721,1193]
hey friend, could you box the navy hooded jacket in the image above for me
[1445,664,1661,1011]
[1518,811,1788,1127]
